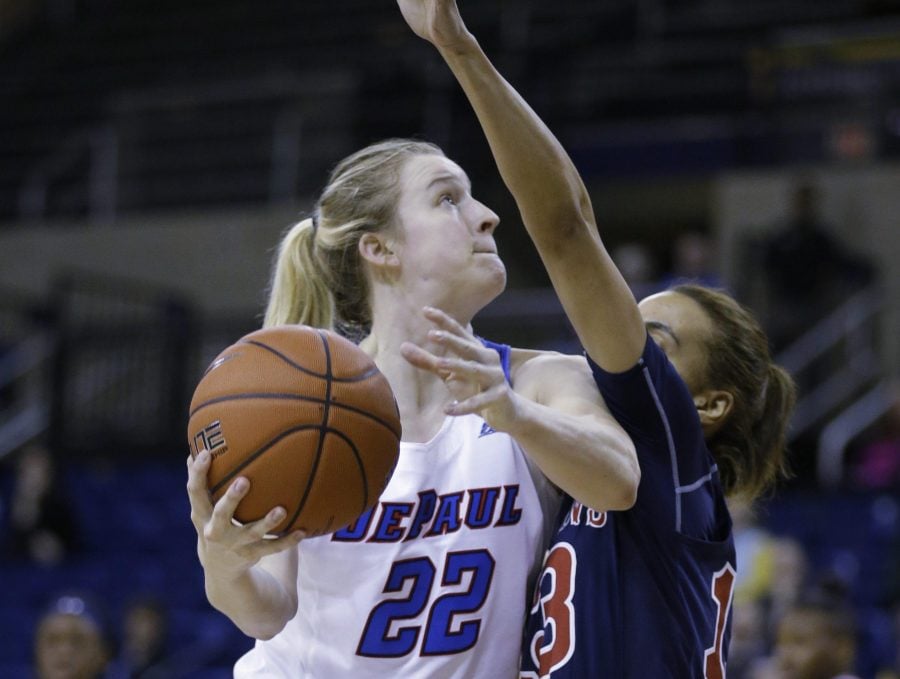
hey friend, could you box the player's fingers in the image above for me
[445,385,506,416]
[433,355,497,386]
[247,530,306,560]
[428,328,492,363]
[242,506,288,541]
[186,450,214,528]
[400,341,444,375]
[208,476,250,534]
[423,306,469,337]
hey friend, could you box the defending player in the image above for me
[397,1,797,676]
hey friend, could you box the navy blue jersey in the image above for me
[521,335,736,678]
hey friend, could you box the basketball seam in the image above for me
[209,423,323,496]
[285,330,333,533]
[189,393,401,439]
[201,329,397,538]
[215,425,369,538]
[240,338,381,383]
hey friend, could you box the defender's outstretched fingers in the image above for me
[429,328,492,362]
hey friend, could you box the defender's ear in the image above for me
[694,389,735,436]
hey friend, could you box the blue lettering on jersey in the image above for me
[465,488,501,529]
[371,502,414,542]
[496,485,523,526]
[427,492,464,536]
[333,507,375,541]
[478,421,496,437]
[332,485,524,543]
[405,490,438,541]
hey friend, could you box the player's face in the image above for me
[35,613,108,679]
[637,290,714,395]
[392,154,505,311]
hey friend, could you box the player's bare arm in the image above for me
[509,350,639,511]
[402,307,638,511]
[398,0,645,373]
[186,451,302,639]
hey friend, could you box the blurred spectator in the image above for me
[0,338,15,411]
[729,502,815,677]
[745,655,782,679]
[892,605,900,678]
[658,231,723,290]
[766,537,812,630]
[729,499,780,676]
[731,499,778,606]
[729,598,770,679]
[34,592,113,679]
[771,578,861,679]
[761,181,875,351]
[880,539,900,678]
[611,241,660,300]
[851,382,900,491]
[110,596,171,679]
[5,442,80,565]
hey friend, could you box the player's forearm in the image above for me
[505,397,639,511]
[437,37,646,372]
[204,566,296,640]
[437,38,590,244]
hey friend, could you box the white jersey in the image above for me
[234,408,559,678]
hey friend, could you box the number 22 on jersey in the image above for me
[357,549,495,657]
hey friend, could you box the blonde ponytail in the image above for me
[263,218,335,329]
[262,139,445,338]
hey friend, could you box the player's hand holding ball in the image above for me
[185,325,402,579]
[187,450,304,582]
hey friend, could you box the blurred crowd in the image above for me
[5,435,900,678]
[2,443,182,678]
[33,591,172,679]
[729,497,900,679]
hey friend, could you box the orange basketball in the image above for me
[187,325,401,537]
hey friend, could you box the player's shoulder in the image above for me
[508,348,599,404]
[509,347,590,374]
[508,348,590,382]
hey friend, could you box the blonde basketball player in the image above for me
[186,139,639,676]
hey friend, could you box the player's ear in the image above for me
[694,389,734,436]
[358,233,400,270]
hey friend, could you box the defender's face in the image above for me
[637,290,714,395]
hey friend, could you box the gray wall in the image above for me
[713,163,900,375]
[0,205,306,317]
[1,163,897,374]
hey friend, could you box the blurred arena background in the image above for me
[0,0,899,676]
